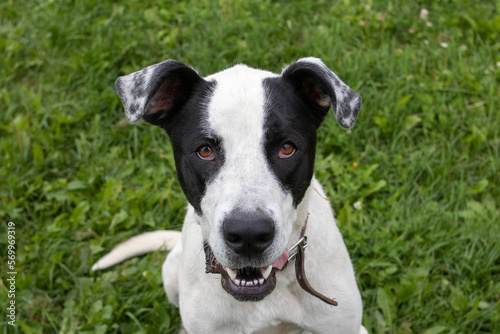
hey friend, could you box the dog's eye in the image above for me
[197,146,215,160]
[279,142,296,159]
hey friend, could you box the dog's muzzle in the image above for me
[204,243,289,301]
[205,213,340,306]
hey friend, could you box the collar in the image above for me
[284,213,338,306]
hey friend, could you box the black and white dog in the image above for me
[93,58,367,334]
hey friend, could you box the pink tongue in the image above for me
[271,249,290,270]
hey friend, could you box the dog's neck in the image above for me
[291,181,315,243]
[286,181,339,306]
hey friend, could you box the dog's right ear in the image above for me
[115,60,205,127]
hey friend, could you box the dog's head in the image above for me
[115,58,360,301]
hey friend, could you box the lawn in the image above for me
[1,0,499,333]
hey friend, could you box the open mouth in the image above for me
[204,243,289,302]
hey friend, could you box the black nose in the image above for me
[223,211,275,256]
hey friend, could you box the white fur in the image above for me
[200,66,293,269]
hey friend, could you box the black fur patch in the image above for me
[162,80,222,214]
[262,77,322,207]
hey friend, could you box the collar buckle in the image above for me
[286,236,308,264]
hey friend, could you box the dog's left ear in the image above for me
[281,57,361,129]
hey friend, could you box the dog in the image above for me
[92,57,368,334]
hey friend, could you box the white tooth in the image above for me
[246,281,253,286]
[259,278,264,285]
[261,266,272,279]
[226,267,237,281]
[235,279,241,286]
[253,279,258,285]
[240,279,246,286]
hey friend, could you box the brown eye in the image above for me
[197,146,214,160]
[279,142,296,159]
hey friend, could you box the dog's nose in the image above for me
[223,211,275,256]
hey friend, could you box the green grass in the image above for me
[1,0,499,333]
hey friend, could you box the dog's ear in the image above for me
[115,60,204,127]
[281,57,361,129]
